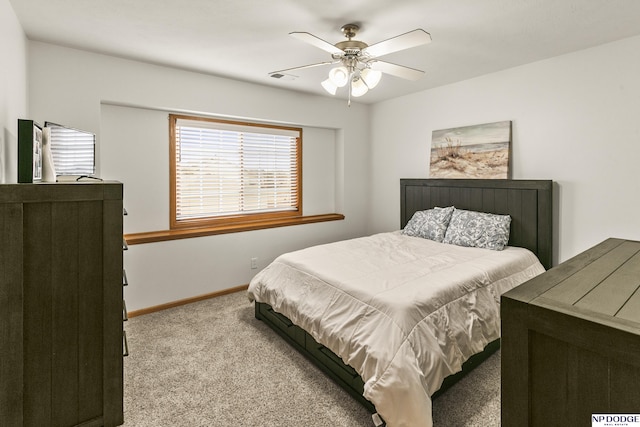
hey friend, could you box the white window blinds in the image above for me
[45,123,96,176]
[174,117,301,222]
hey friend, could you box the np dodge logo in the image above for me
[592,414,640,427]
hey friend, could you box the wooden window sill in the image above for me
[124,213,345,245]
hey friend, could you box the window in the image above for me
[170,114,302,230]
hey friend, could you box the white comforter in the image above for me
[247,232,545,427]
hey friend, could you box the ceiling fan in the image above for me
[269,24,432,104]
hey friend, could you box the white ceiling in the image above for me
[10,0,640,104]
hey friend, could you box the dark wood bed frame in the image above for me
[255,179,553,414]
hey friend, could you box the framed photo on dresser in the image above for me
[18,119,43,183]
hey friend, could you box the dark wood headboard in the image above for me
[400,179,553,269]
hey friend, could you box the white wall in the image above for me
[0,0,28,183]
[28,42,370,311]
[369,35,640,264]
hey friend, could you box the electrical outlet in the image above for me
[251,257,258,269]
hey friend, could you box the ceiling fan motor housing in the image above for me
[336,24,368,57]
[335,40,368,52]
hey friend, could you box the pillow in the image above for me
[443,209,511,250]
[402,206,455,242]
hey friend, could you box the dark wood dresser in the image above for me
[0,182,124,426]
[501,238,640,426]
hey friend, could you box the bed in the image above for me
[248,179,553,427]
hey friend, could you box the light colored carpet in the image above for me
[123,290,500,426]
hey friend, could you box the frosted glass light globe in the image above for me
[328,66,349,87]
[351,77,369,97]
[361,68,382,89]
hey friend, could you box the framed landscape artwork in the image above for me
[429,120,512,179]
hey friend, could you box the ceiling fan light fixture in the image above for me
[361,68,382,89]
[328,66,349,87]
[350,77,369,97]
[321,78,338,95]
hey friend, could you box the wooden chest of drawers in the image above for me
[501,238,640,426]
[0,182,124,426]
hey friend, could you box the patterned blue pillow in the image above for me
[443,209,511,250]
[402,206,455,242]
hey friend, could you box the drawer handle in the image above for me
[123,300,128,321]
[123,331,129,357]
[122,238,128,251]
[123,269,128,286]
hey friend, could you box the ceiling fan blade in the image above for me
[370,60,425,81]
[363,29,432,58]
[290,32,344,55]
[269,61,337,75]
